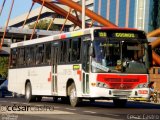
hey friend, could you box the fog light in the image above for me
[91,83,96,86]
[97,82,101,87]
[135,91,138,96]
[138,90,148,94]
[103,84,107,88]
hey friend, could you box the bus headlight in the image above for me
[97,82,109,88]
[136,83,148,88]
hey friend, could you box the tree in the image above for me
[0,56,9,79]
[28,19,59,31]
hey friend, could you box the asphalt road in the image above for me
[0,97,160,120]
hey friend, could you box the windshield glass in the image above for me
[92,38,147,73]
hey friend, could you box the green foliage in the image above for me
[28,19,59,30]
[0,56,9,79]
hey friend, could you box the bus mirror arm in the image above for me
[89,46,95,57]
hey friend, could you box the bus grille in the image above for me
[109,83,133,89]
[123,78,139,82]
[104,78,121,82]
[97,74,147,90]
[105,78,139,89]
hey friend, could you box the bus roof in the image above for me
[10,27,143,48]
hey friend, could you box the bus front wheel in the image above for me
[25,82,35,102]
[69,83,80,107]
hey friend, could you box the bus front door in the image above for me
[52,45,59,94]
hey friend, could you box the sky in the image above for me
[0,0,40,27]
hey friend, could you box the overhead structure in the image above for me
[0,0,6,15]
[22,1,35,29]
[30,0,45,40]
[0,0,14,50]
[33,0,85,28]
[33,0,117,28]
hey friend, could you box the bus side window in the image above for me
[10,48,17,68]
[71,38,81,62]
[25,47,30,66]
[60,40,67,63]
[30,46,36,66]
[17,48,25,67]
[26,46,35,66]
[82,41,90,72]
[68,39,72,62]
[45,43,51,65]
[36,44,44,65]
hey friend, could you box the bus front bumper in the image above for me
[87,87,150,100]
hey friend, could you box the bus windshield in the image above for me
[92,38,147,74]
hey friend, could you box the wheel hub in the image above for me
[70,88,76,102]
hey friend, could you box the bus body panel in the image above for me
[8,66,53,96]
[57,64,82,97]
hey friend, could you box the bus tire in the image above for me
[36,96,42,102]
[61,97,70,104]
[53,97,58,102]
[113,99,127,107]
[25,82,35,102]
[0,91,4,98]
[69,83,80,107]
[89,98,95,103]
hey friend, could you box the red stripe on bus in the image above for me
[97,74,147,89]
[77,70,82,81]
[60,34,66,39]
[48,72,52,82]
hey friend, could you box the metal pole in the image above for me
[47,15,56,31]
[30,0,45,40]
[22,2,35,29]
[60,8,72,33]
[82,0,85,30]
[0,0,6,16]
[0,0,14,50]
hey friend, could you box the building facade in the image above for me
[9,0,156,33]
[8,4,72,32]
[9,0,94,32]
[94,0,153,32]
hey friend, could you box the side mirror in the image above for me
[89,46,95,57]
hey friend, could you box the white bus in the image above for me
[8,27,151,107]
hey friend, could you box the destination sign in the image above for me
[98,32,107,37]
[94,29,147,39]
[114,33,136,38]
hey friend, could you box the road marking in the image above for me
[21,103,31,105]
[104,113,119,117]
[0,101,7,103]
[10,102,21,104]
[65,108,76,111]
[0,110,75,115]
[83,111,96,114]
[54,107,60,109]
